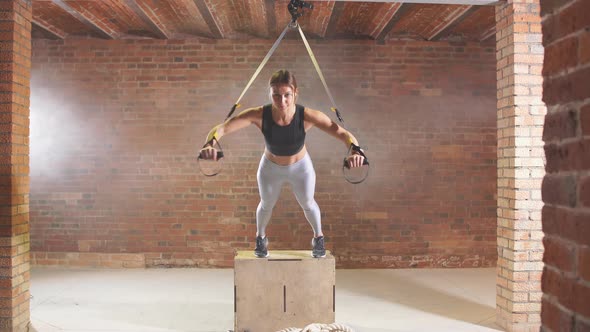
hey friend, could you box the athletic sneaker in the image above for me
[312,236,326,258]
[254,236,269,258]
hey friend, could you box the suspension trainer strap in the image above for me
[297,24,344,124]
[225,23,292,120]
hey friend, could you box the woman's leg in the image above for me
[256,156,285,238]
[289,155,322,237]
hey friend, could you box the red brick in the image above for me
[544,143,560,173]
[543,66,590,105]
[569,211,590,247]
[0,1,31,329]
[545,139,590,173]
[581,104,590,136]
[542,0,590,46]
[540,0,575,17]
[542,205,558,234]
[581,30,590,66]
[0,2,18,11]
[557,274,582,314]
[542,236,576,273]
[541,266,561,297]
[541,0,590,328]
[561,139,590,171]
[542,36,578,76]
[560,0,590,37]
[540,205,590,245]
[28,38,498,269]
[580,247,590,282]
[542,174,577,207]
[573,280,590,317]
[543,109,578,142]
[541,297,574,332]
[581,175,590,208]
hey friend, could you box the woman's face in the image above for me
[270,84,296,112]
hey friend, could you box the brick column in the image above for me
[540,0,590,331]
[495,0,546,331]
[0,0,32,331]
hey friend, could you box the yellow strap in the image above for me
[205,126,220,143]
[298,25,340,121]
[346,136,354,146]
[234,23,292,107]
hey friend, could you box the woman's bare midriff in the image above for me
[264,145,308,166]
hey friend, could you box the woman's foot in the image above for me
[312,236,326,258]
[254,236,269,258]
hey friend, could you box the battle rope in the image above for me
[275,323,355,332]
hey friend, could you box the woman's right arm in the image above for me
[200,107,261,160]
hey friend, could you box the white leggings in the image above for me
[256,153,322,237]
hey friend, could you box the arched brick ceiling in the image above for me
[31,0,498,43]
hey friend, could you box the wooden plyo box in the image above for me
[234,250,335,332]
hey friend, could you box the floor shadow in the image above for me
[335,268,501,331]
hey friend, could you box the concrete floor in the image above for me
[30,267,503,332]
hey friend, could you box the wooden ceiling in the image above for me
[31,0,498,43]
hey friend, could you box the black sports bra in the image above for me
[261,104,306,156]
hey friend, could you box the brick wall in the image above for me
[29,37,497,268]
[0,0,32,330]
[540,0,590,331]
[495,0,546,330]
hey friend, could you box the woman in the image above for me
[200,69,365,258]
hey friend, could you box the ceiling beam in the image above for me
[308,0,502,5]
[193,0,223,39]
[324,2,345,38]
[480,25,496,42]
[265,0,277,38]
[124,0,169,39]
[375,3,414,42]
[428,5,479,41]
[52,0,115,39]
[31,20,66,39]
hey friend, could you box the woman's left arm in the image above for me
[305,108,357,147]
[305,108,365,168]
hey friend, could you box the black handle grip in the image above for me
[198,150,224,160]
[198,139,224,160]
[343,156,369,169]
[343,143,369,168]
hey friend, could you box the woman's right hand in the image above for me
[199,145,218,161]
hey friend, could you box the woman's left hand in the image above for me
[346,153,365,168]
